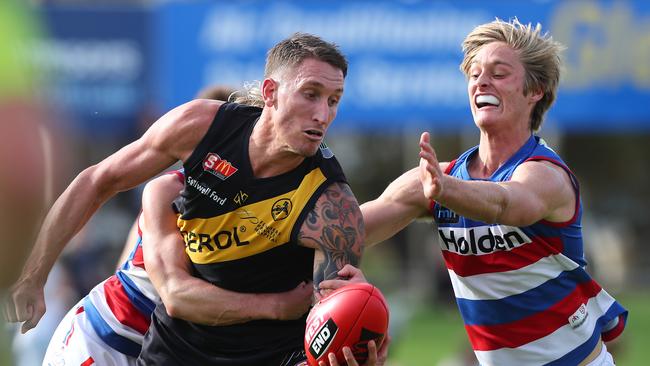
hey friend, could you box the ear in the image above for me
[529,87,544,104]
[261,78,278,107]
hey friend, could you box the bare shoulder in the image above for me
[145,172,184,198]
[298,182,363,264]
[511,160,576,221]
[146,99,225,162]
[513,160,573,190]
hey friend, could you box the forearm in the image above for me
[301,183,364,296]
[20,168,111,285]
[436,175,509,224]
[362,199,427,247]
[158,272,280,326]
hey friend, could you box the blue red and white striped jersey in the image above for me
[82,170,184,357]
[431,135,627,366]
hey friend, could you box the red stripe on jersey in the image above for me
[602,314,626,342]
[80,357,95,366]
[466,280,602,350]
[131,242,145,267]
[442,236,564,276]
[103,276,150,334]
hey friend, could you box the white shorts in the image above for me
[43,299,136,366]
[585,343,615,366]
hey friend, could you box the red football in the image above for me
[304,283,389,366]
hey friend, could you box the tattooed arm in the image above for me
[298,182,365,293]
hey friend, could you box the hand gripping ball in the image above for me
[304,283,389,366]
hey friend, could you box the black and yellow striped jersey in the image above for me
[144,102,347,365]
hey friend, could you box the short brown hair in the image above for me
[460,18,564,132]
[265,33,348,78]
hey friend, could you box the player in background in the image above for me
[322,18,626,366]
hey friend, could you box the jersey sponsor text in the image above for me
[438,225,531,255]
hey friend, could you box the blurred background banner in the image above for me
[152,0,650,132]
[3,1,649,365]
[32,0,650,134]
[36,5,150,138]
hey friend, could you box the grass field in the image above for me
[2,292,648,365]
[388,291,650,366]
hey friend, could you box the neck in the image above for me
[472,127,531,179]
[248,113,304,178]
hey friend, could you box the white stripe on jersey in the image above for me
[121,263,160,304]
[473,290,616,366]
[86,280,146,344]
[448,253,581,300]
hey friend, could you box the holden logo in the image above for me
[271,198,292,221]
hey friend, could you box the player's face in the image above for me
[467,42,540,133]
[274,58,344,157]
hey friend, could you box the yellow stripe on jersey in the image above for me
[179,168,327,264]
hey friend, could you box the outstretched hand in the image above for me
[418,132,444,201]
[317,264,367,300]
[3,277,46,333]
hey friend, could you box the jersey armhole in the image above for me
[183,102,229,172]
[526,156,581,227]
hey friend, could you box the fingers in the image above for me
[342,347,359,366]
[2,295,14,322]
[318,279,348,292]
[365,340,378,366]
[420,131,430,145]
[377,336,391,364]
[337,264,360,278]
[20,302,44,334]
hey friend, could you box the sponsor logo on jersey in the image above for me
[306,314,338,359]
[271,198,292,221]
[237,209,280,243]
[234,190,249,206]
[202,152,238,180]
[319,142,334,159]
[436,206,459,224]
[183,227,250,253]
[569,303,589,329]
[186,176,227,205]
[438,225,531,255]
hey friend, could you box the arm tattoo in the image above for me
[299,182,364,290]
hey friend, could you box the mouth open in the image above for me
[304,129,323,138]
[475,94,500,109]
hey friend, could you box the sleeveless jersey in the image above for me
[431,135,627,366]
[141,102,347,365]
[82,170,183,357]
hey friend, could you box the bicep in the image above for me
[92,100,219,194]
[298,182,364,285]
[141,175,188,281]
[498,161,576,225]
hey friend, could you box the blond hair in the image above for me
[232,81,264,108]
[460,18,564,132]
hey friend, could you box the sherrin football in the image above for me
[304,283,389,366]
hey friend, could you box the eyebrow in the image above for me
[470,60,514,68]
[303,80,344,94]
